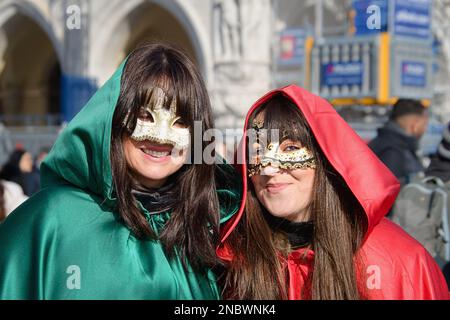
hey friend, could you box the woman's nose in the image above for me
[260,165,280,176]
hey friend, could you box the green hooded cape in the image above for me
[0,61,242,299]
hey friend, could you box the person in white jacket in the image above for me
[0,180,28,222]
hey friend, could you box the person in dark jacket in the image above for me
[369,99,429,185]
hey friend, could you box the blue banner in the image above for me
[278,28,306,66]
[352,0,388,35]
[321,62,363,87]
[352,0,431,40]
[61,74,98,122]
[393,0,431,40]
[401,61,427,87]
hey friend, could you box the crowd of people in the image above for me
[0,42,448,300]
[0,146,48,222]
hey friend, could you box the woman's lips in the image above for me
[139,143,173,162]
[140,143,173,152]
[265,183,291,193]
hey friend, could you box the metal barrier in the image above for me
[7,126,60,157]
[0,114,62,127]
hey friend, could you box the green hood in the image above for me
[41,61,126,202]
[41,59,241,221]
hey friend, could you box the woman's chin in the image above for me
[264,204,307,222]
[136,175,168,189]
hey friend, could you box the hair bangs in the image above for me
[249,94,315,151]
[121,49,197,134]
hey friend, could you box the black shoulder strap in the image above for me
[427,190,437,219]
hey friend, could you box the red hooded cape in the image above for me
[217,85,449,300]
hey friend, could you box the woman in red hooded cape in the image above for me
[217,85,449,300]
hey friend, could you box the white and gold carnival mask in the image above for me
[127,87,190,150]
[248,119,316,177]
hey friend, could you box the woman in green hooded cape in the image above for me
[0,43,242,299]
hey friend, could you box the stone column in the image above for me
[431,0,450,121]
[212,0,273,131]
[61,0,96,122]
[62,0,89,76]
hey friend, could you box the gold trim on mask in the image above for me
[248,142,316,177]
[126,87,190,150]
[252,118,264,130]
[248,117,316,177]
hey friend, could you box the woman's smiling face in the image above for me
[250,138,316,222]
[123,104,189,189]
[248,103,318,223]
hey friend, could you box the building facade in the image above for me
[0,0,449,131]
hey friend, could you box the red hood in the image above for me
[220,85,400,244]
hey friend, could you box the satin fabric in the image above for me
[0,61,242,300]
[217,85,450,299]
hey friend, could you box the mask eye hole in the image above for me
[280,139,303,152]
[172,117,188,129]
[138,108,155,122]
[138,108,154,122]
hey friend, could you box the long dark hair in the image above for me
[223,95,368,299]
[110,42,219,271]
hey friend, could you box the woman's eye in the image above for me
[279,139,302,152]
[138,109,154,122]
[284,145,300,151]
[280,140,303,152]
[173,118,188,128]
